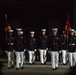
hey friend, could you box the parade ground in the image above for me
[0,61,71,75]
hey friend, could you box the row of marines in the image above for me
[5,28,76,70]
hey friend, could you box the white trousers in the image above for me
[28,51,35,64]
[39,49,47,64]
[51,51,59,69]
[15,51,24,68]
[6,51,14,67]
[18,52,25,64]
[62,50,67,64]
[68,52,76,67]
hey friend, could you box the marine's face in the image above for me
[31,33,34,37]
[17,32,21,35]
[75,33,76,36]
[42,31,46,35]
[21,33,23,36]
[9,33,13,36]
[70,32,74,36]
[53,31,57,36]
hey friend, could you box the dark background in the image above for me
[0,0,75,54]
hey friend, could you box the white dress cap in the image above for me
[41,29,46,32]
[69,29,75,32]
[52,28,58,31]
[16,28,22,31]
[30,31,35,34]
[8,30,13,33]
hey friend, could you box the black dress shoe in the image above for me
[69,67,73,69]
[41,63,44,65]
[55,67,58,69]
[44,62,46,65]
[11,65,14,68]
[32,62,35,64]
[29,63,32,65]
[63,63,66,65]
[8,67,11,69]
[52,68,56,70]
[16,68,19,70]
[73,66,75,67]
[21,67,23,69]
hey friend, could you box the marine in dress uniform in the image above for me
[68,29,76,69]
[5,29,14,69]
[74,31,76,66]
[39,29,48,65]
[14,28,26,70]
[49,28,61,70]
[61,31,67,65]
[74,31,76,37]
[28,31,37,64]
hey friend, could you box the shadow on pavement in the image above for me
[67,66,76,75]
[0,63,3,75]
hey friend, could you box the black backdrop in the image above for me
[0,0,73,54]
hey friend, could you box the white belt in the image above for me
[69,44,75,45]
[7,43,13,45]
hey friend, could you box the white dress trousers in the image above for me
[62,50,67,64]
[68,52,76,67]
[28,51,35,64]
[15,51,24,68]
[39,49,47,64]
[51,51,59,69]
[6,51,14,67]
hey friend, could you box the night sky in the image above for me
[0,0,74,51]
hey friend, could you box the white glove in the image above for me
[5,50,7,53]
[13,50,15,52]
[24,49,26,52]
[35,49,37,51]
[59,51,61,53]
[46,48,48,50]
[5,50,8,54]
[66,50,68,52]
[48,50,50,53]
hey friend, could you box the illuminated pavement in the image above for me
[0,62,71,75]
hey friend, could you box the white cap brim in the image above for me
[69,29,75,32]
[16,28,22,31]
[52,28,58,31]
[8,30,13,32]
[30,31,35,34]
[41,29,46,32]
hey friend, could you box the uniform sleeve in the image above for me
[46,36,49,48]
[35,38,37,49]
[5,40,8,51]
[37,36,41,49]
[23,36,26,49]
[49,36,52,49]
[59,36,62,50]
[13,36,16,50]
[27,36,30,50]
